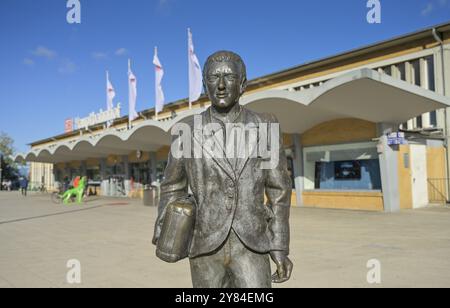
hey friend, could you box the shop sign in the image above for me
[387,132,407,146]
[75,104,121,130]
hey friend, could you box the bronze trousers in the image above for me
[189,229,272,288]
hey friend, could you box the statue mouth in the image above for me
[216,93,228,99]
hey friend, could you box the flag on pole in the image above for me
[128,59,138,125]
[153,47,165,116]
[106,71,116,127]
[106,71,116,111]
[188,28,202,108]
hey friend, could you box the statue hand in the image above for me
[270,251,293,283]
[152,227,161,245]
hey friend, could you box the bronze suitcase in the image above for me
[156,197,196,263]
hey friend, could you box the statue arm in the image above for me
[265,115,292,254]
[264,114,293,283]
[152,146,189,245]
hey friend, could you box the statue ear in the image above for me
[240,77,248,95]
[203,80,208,96]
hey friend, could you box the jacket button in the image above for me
[227,189,234,198]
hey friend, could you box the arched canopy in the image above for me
[15,68,450,163]
[241,68,450,133]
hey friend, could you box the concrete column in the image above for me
[64,163,70,179]
[407,119,414,130]
[433,45,450,201]
[149,152,157,183]
[292,134,304,207]
[377,123,400,213]
[52,165,57,182]
[100,158,107,180]
[80,161,87,177]
[122,155,130,179]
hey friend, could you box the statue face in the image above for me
[204,61,244,110]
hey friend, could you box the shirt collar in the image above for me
[209,104,243,124]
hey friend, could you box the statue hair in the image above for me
[203,51,247,82]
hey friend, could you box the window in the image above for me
[334,161,361,180]
[426,55,435,91]
[430,111,437,127]
[87,167,100,181]
[411,59,421,86]
[304,142,381,191]
[416,116,422,129]
[397,63,406,81]
[156,161,168,182]
[382,66,392,76]
[130,162,150,185]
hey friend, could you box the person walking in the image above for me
[19,177,28,196]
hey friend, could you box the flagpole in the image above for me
[188,28,192,110]
[106,70,108,110]
[128,59,131,129]
[154,47,158,121]
[106,70,110,128]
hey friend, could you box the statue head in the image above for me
[203,51,247,111]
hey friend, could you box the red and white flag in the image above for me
[188,28,202,107]
[128,59,138,125]
[153,47,165,116]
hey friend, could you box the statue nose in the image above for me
[218,76,225,90]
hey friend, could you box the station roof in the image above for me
[15,68,450,164]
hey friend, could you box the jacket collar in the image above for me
[193,107,259,181]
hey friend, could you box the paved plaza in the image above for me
[0,191,449,288]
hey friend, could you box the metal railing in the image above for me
[427,178,449,205]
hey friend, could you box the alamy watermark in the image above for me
[66,259,81,284]
[367,0,381,24]
[366,259,381,284]
[170,116,280,170]
[66,0,81,24]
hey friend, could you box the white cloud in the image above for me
[92,52,108,60]
[31,46,57,59]
[421,0,449,16]
[115,48,128,56]
[23,58,35,66]
[58,59,77,74]
[421,3,434,16]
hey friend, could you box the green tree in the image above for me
[0,132,21,184]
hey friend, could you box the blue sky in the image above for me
[0,0,449,153]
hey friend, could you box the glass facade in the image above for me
[314,159,381,190]
[304,142,381,191]
[130,162,151,185]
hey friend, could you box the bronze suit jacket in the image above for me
[153,106,292,258]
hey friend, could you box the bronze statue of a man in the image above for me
[152,51,293,288]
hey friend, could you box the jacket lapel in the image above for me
[193,110,236,180]
[234,109,259,180]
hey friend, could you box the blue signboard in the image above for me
[387,132,407,145]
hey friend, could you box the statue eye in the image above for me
[225,74,237,81]
[207,76,219,82]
